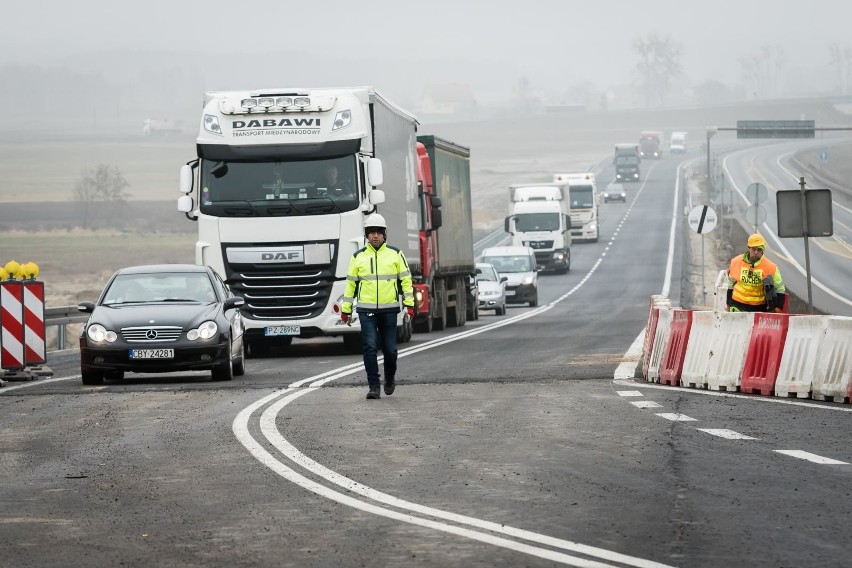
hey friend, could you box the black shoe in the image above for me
[384,376,395,396]
[366,389,381,400]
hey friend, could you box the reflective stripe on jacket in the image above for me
[341,243,414,314]
[727,253,785,306]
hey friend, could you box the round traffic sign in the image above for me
[746,182,768,204]
[745,203,767,226]
[687,205,717,234]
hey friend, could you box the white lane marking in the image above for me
[696,429,757,440]
[617,391,644,397]
[773,450,849,465]
[0,375,79,392]
[631,401,663,409]
[241,389,675,568]
[656,413,698,422]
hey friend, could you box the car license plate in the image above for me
[129,349,174,359]
[505,290,516,296]
[265,325,301,336]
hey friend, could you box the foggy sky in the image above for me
[2,0,850,102]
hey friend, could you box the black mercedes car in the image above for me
[78,264,246,385]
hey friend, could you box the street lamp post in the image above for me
[706,126,717,191]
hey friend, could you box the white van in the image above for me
[480,246,540,307]
[670,132,687,154]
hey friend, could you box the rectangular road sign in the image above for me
[736,120,815,139]
[776,189,833,237]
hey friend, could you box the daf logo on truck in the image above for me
[232,118,321,129]
[227,247,305,264]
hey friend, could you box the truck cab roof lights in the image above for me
[276,96,293,107]
[203,114,222,135]
[257,97,275,108]
[293,97,310,108]
[241,98,259,109]
[332,110,352,131]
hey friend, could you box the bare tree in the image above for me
[739,44,787,99]
[634,33,683,108]
[74,164,131,229]
[828,43,852,95]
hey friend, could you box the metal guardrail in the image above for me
[45,306,88,352]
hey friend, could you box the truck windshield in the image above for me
[198,156,358,217]
[615,156,639,166]
[514,213,560,232]
[569,187,595,209]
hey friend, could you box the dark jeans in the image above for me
[357,310,398,390]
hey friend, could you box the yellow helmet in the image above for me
[747,233,766,249]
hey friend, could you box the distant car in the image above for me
[78,264,246,385]
[603,183,627,203]
[480,246,540,307]
[475,262,508,315]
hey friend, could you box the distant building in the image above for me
[419,83,477,117]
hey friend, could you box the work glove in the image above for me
[405,307,415,320]
[341,312,350,323]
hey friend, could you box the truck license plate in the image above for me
[130,349,174,359]
[265,325,301,336]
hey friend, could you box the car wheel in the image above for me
[497,304,506,316]
[233,336,246,377]
[529,294,538,308]
[81,369,104,385]
[211,352,234,381]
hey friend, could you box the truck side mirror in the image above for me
[368,189,386,205]
[564,214,572,231]
[179,164,193,194]
[504,216,514,235]
[366,158,383,187]
[177,194,194,213]
[431,207,443,230]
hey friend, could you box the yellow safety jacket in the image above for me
[341,242,414,314]
[727,253,785,306]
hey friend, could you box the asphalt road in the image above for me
[2,151,851,568]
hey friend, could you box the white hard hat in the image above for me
[364,213,387,230]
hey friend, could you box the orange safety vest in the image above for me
[727,253,782,306]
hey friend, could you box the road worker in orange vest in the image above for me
[726,233,786,313]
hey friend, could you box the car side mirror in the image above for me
[78,301,95,313]
[500,276,508,283]
[224,296,245,311]
[536,265,544,272]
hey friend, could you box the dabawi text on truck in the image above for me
[177,87,476,355]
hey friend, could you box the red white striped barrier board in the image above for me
[23,281,46,365]
[1,281,25,370]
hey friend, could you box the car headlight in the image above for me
[553,252,564,260]
[522,276,534,285]
[86,324,117,343]
[188,321,218,341]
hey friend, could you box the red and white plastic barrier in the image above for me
[23,280,46,365]
[1,281,25,370]
[639,296,852,404]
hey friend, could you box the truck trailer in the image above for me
[504,183,572,273]
[177,86,424,354]
[411,135,477,332]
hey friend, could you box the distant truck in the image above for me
[613,144,641,182]
[553,172,599,242]
[411,135,478,332]
[669,131,687,153]
[176,86,475,353]
[504,183,572,273]
[639,131,662,159]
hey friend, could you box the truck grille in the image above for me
[222,241,338,321]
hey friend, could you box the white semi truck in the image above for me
[177,86,421,354]
[553,172,599,243]
[504,183,571,273]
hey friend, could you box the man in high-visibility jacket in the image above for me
[726,233,786,313]
[341,213,415,399]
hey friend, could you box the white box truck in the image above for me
[177,86,420,354]
[553,172,599,243]
[504,183,571,273]
[669,131,687,153]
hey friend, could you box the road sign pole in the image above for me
[701,233,706,304]
[799,177,814,314]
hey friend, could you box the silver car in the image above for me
[475,262,508,315]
